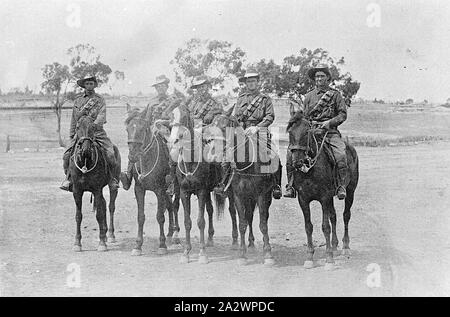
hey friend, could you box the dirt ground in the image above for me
[1,141,449,297]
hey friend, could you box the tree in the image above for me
[170,38,246,92]
[41,62,71,147]
[252,48,360,105]
[41,44,123,147]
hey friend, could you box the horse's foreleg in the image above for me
[165,192,175,244]
[299,197,314,268]
[228,193,238,249]
[323,198,339,253]
[132,184,146,256]
[73,190,83,252]
[180,190,192,263]
[342,190,354,256]
[197,190,208,264]
[246,200,256,250]
[173,188,181,244]
[205,193,214,247]
[156,191,167,254]
[107,187,118,243]
[234,195,248,263]
[95,191,108,252]
[258,194,274,266]
[320,199,334,269]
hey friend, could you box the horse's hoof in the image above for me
[180,255,189,264]
[264,258,275,266]
[342,248,351,257]
[157,248,168,255]
[108,236,116,244]
[131,249,142,256]
[72,245,82,252]
[97,244,108,252]
[198,255,209,264]
[173,238,181,245]
[237,258,248,266]
[206,239,214,247]
[168,243,183,250]
[248,245,256,253]
[230,243,239,250]
[303,260,315,269]
[166,236,173,245]
[333,250,340,257]
[324,262,335,271]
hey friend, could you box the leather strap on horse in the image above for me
[238,95,265,123]
[309,90,335,118]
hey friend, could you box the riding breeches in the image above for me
[326,133,347,169]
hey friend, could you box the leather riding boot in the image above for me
[166,162,177,196]
[284,151,296,198]
[120,161,134,191]
[272,161,282,199]
[213,163,231,196]
[60,152,72,191]
[105,152,120,190]
[336,166,348,200]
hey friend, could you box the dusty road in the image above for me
[1,142,449,296]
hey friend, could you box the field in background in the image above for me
[1,97,450,152]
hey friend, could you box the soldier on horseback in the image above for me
[60,76,120,191]
[166,75,224,194]
[284,64,348,199]
[120,75,183,191]
[213,69,282,199]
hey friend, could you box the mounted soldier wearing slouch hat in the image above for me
[120,74,184,191]
[214,69,282,199]
[60,76,120,191]
[285,64,349,200]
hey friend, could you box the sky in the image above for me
[0,0,449,102]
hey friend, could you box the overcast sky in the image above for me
[0,0,449,102]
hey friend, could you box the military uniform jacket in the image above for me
[186,93,223,125]
[69,93,106,138]
[146,93,183,123]
[303,87,347,132]
[233,91,274,129]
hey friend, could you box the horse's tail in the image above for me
[213,192,226,221]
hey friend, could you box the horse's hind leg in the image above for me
[172,187,181,244]
[228,192,238,249]
[107,187,118,243]
[131,184,146,256]
[206,193,214,247]
[299,197,314,268]
[95,191,108,252]
[73,190,83,252]
[165,192,175,245]
[342,189,355,256]
[155,190,168,255]
[234,195,248,265]
[197,190,209,264]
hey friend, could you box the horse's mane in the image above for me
[286,111,305,132]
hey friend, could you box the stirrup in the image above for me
[283,186,297,198]
[272,185,282,200]
[336,186,346,200]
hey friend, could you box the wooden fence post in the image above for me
[6,134,10,152]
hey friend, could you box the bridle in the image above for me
[290,118,328,173]
[128,119,160,181]
[72,136,99,174]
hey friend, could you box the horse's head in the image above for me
[286,111,316,169]
[75,115,96,161]
[124,108,152,163]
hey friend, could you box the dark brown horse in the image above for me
[169,107,231,264]
[124,106,180,256]
[211,113,281,266]
[287,112,359,269]
[69,115,121,252]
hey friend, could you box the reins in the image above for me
[134,125,160,181]
[72,136,99,174]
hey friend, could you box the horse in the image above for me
[286,111,359,270]
[210,111,281,266]
[124,105,180,256]
[69,115,121,252]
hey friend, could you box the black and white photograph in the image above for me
[0,0,449,299]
